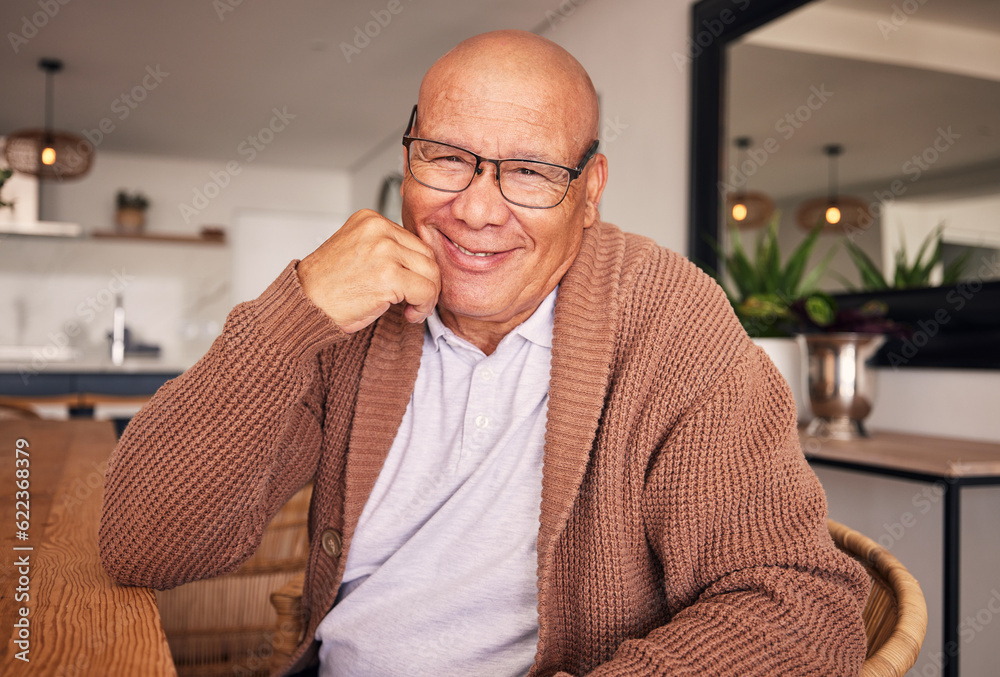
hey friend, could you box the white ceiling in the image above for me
[727,45,1000,200]
[728,0,1000,201]
[0,0,552,171]
[826,0,1000,34]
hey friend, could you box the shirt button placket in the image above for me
[462,362,496,465]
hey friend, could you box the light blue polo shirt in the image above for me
[315,288,556,676]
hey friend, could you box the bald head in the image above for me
[417,30,599,158]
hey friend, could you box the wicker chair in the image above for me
[156,483,313,677]
[269,571,307,673]
[828,519,928,676]
[267,520,929,675]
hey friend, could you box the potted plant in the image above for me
[839,224,971,291]
[711,214,837,422]
[792,226,966,438]
[714,215,836,338]
[115,190,150,234]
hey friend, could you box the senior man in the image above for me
[100,30,869,676]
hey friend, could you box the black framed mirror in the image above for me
[688,0,1000,369]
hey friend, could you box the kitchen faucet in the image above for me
[111,293,125,365]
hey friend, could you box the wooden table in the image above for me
[0,419,176,676]
[802,428,1000,677]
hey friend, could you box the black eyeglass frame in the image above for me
[401,104,599,209]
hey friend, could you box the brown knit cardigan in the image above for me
[100,222,869,676]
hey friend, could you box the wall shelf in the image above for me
[91,230,226,245]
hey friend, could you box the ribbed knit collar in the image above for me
[532,222,625,670]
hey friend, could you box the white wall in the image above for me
[351,135,407,220]
[870,369,1000,443]
[541,0,691,251]
[41,150,350,237]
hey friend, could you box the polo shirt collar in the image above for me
[426,285,558,353]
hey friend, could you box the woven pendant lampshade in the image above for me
[726,190,775,229]
[796,144,870,234]
[3,58,94,181]
[726,137,774,229]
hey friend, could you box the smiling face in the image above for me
[400,31,607,350]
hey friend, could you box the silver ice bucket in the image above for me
[797,332,886,440]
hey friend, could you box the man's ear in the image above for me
[582,153,608,228]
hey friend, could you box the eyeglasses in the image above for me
[401,105,599,209]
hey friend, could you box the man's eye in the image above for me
[512,166,539,176]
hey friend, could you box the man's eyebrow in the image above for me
[422,134,564,165]
[507,150,556,163]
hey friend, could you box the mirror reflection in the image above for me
[721,0,1000,301]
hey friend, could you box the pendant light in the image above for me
[725,137,774,229]
[2,58,94,181]
[796,144,870,233]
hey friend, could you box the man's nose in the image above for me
[451,161,510,229]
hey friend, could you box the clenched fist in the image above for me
[297,209,441,333]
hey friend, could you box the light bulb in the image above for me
[41,146,57,165]
[732,202,748,222]
[825,205,841,225]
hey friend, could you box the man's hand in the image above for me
[298,209,441,333]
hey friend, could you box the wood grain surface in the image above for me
[800,427,1000,478]
[0,419,176,676]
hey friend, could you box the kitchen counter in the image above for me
[1,356,194,375]
[0,353,193,418]
[0,344,201,375]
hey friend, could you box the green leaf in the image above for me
[886,224,948,288]
[803,294,836,326]
[893,244,912,287]
[797,235,837,296]
[943,248,974,285]
[912,235,943,286]
[843,239,888,290]
[911,225,941,270]
[755,219,781,294]
[781,223,822,295]
[726,232,758,299]
[725,228,748,288]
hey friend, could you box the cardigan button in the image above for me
[321,529,342,558]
